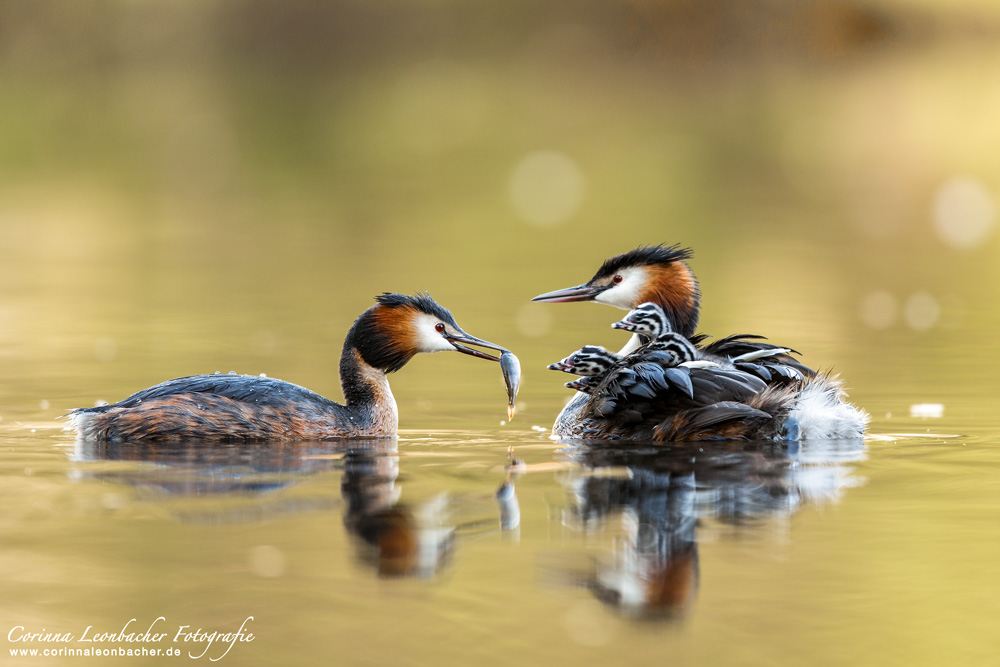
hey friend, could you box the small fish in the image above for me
[500,351,521,420]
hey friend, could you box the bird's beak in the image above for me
[444,332,505,361]
[530,283,608,303]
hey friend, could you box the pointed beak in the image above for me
[530,283,608,303]
[444,332,505,361]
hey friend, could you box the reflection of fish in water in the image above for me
[533,244,869,442]
[552,438,865,619]
[68,293,510,442]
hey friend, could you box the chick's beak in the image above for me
[531,283,608,303]
[444,331,505,361]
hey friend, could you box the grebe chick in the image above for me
[69,293,509,442]
[548,345,620,376]
[612,302,672,341]
[611,302,702,366]
[533,245,868,441]
[565,376,603,394]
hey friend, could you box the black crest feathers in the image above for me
[589,244,694,283]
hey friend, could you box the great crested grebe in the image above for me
[69,293,511,442]
[533,245,868,442]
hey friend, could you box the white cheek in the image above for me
[414,314,457,353]
[594,267,646,309]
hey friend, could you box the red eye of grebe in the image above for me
[435,322,446,333]
[613,274,623,284]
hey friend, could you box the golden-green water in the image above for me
[3,1,1000,665]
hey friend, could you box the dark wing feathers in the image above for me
[564,329,810,441]
[663,368,694,398]
[654,402,774,441]
[76,374,340,414]
[735,361,771,382]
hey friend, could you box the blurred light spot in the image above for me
[416,399,433,412]
[94,337,117,363]
[859,290,897,329]
[515,303,553,338]
[933,177,995,249]
[910,403,944,419]
[904,292,940,331]
[249,545,286,578]
[509,151,585,226]
[39,399,50,410]
[564,599,615,646]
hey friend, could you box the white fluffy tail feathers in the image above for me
[788,375,869,439]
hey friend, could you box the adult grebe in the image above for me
[533,245,868,442]
[69,293,511,442]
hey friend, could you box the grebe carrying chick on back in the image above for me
[533,244,868,442]
[69,293,519,442]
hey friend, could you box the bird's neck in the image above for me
[339,345,398,436]
[617,333,646,357]
[640,263,701,337]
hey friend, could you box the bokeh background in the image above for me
[2,2,1000,665]
[1,0,998,426]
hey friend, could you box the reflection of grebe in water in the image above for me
[342,448,524,578]
[73,437,520,579]
[340,447,455,578]
[554,439,865,619]
[69,294,508,442]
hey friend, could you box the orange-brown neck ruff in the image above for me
[341,304,418,381]
[366,305,420,371]
[638,262,700,337]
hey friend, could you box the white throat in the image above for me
[617,333,644,357]
[593,267,647,310]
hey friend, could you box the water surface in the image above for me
[3,1,1000,665]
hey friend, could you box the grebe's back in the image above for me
[70,374,358,442]
[69,293,513,443]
